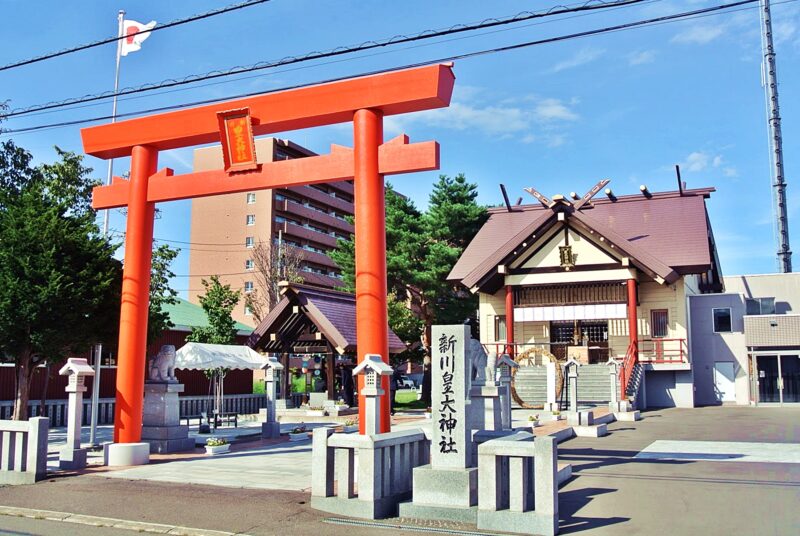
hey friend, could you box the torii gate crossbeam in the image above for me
[83,64,455,444]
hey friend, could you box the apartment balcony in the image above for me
[284,185,354,214]
[327,180,354,198]
[298,248,339,270]
[278,200,354,234]
[299,270,344,289]
[282,222,338,249]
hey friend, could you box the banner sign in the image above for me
[217,108,258,173]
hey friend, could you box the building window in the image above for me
[244,281,254,293]
[244,304,253,316]
[494,315,507,342]
[246,214,255,226]
[246,193,256,204]
[651,310,668,338]
[712,308,732,333]
[245,259,254,270]
[745,297,775,315]
[245,236,254,248]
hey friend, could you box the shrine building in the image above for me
[449,182,723,409]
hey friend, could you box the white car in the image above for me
[398,375,416,389]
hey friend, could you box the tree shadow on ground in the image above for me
[559,447,691,472]
[558,487,629,533]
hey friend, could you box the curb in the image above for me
[0,505,244,536]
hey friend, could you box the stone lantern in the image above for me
[496,354,518,430]
[260,355,285,439]
[58,358,95,469]
[351,354,393,435]
[564,357,581,415]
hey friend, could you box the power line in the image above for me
[1,0,647,119]
[14,0,666,122]
[0,0,274,73]
[0,0,776,137]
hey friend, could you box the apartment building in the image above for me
[189,137,354,325]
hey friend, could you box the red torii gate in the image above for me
[83,64,456,443]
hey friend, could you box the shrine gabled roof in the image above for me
[247,283,406,355]
[450,187,716,290]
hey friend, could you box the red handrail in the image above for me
[619,340,637,400]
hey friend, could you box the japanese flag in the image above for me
[120,19,156,56]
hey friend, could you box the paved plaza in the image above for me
[2,406,799,535]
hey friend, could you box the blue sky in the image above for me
[1,0,798,299]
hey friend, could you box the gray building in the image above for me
[688,273,800,406]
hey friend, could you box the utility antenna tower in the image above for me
[760,0,792,272]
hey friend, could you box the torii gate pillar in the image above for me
[353,109,391,432]
[116,145,157,443]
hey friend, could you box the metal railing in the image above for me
[637,338,687,363]
[0,393,266,428]
[619,341,637,399]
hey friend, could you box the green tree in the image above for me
[0,140,121,420]
[186,275,240,344]
[329,175,487,356]
[147,244,180,346]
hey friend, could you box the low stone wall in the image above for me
[0,417,49,485]
[311,427,431,519]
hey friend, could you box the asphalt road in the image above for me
[0,406,797,536]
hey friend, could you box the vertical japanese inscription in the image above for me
[217,108,258,173]
[430,324,470,469]
[438,333,457,454]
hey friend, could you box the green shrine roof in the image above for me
[163,298,254,334]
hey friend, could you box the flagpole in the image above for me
[91,9,125,449]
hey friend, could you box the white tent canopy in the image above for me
[175,342,267,370]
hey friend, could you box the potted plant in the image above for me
[343,418,358,433]
[205,437,230,455]
[306,406,326,417]
[550,410,563,421]
[289,424,309,441]
[528,414,540,428]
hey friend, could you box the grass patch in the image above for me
[394,389,428,410]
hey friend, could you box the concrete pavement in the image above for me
[2,406,799,535]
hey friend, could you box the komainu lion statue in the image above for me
[149,344,177,382]
[469,338,490,386]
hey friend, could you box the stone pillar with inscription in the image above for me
[399,325,478,523]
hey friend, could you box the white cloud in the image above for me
[551,47,605,72]
[628,50,656,65]
[534,98,579,122]
[684,151,711,172]
[723,167,738,177]
[712,155,723,168]
[671,25,724,45]
[384,94,579,146]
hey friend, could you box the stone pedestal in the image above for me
[567,410,594,426]
[468,385,502,466]
[141,382,195,453]
[105,442,150,466]
[259,408,281,438]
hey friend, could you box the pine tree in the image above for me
[329,176,486,357]
[0,141,121,419]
